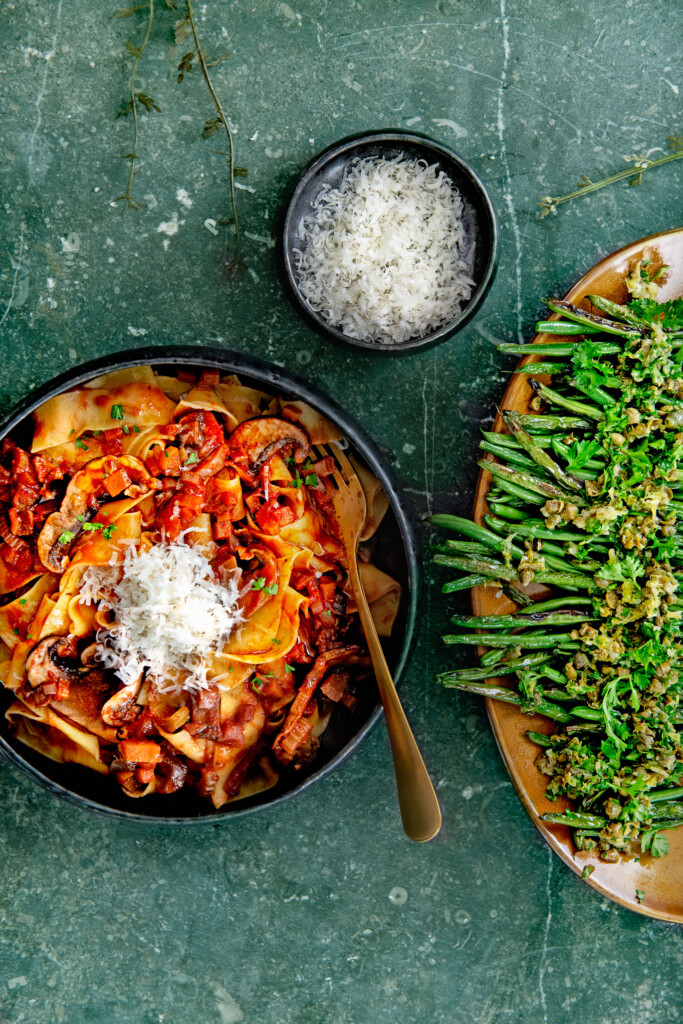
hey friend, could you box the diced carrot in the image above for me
[146,446,181,477]
[119,739,162,764]
[104,469,132,496]
[280,404,302,423]
[135,767,156,784]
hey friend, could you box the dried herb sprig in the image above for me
[539,134,683,217]
[114,1,160,210]
[175,0,242,272]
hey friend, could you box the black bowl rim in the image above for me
[279,128,499,355]
[0,345,419,825]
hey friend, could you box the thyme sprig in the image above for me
[539,135,683,217]
[114,1,159,210]
[175,0,242,272]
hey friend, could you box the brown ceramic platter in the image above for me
[472,228,683,921]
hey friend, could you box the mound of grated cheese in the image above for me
[81,542,243,695]
[293,155,475,344]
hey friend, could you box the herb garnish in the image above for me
[175,0,242,272]
[110,404,125,420]
[114,1,160,210]
[432,263,683,863]
[539,135,683,216]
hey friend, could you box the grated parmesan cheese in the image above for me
[293,155,475,344]
[81,542,243,695]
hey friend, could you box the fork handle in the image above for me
[349,563,442,843]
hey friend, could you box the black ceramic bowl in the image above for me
[0,347,419,823]
[279,129,498,354]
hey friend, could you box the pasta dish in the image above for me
[0,366,400,808]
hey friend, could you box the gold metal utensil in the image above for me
[318,443,442,843]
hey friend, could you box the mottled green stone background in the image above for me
[1,1,682,1022]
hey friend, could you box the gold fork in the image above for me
[317,442,442,843]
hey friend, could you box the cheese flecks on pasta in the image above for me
[292,155,475,345]
[82,542,243,694]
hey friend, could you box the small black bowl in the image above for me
[279,129,498,355]
[0,347,419,823]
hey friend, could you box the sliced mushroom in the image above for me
[272,645,361,765]
[26,635,81,696]
[227,417,311,476]
[37,454,151,572]
[25,634,119,738]
[101,675,143,727]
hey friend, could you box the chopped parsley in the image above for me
[74,438,89,452]
[13,627,19,636]
[251,577,266,591]
[635,889,646,903]
[58,531,75,544]
[110,404,125,420]
[304,473,319,487]
[77,520,118,540]
[264,582,278,596]
[184,452,198,466]
[271,637,282,645]
[641,830,670,858]
[285,664,295,673]
[122,425,130,435]
[19,599,27,606]
[581,866,594,880]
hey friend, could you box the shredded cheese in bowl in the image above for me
[293,155,475,345]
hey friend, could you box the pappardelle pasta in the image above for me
[0,366,400,808]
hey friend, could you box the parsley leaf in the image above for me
[251,577,266,591]
[184,452,198,465]
[641,830,670,858]
[110,404,125,420]
[304,473,319,486]
[58,531,75,545]
[264,582,278,596]
[628,296,683,331]
[75,438,90,452]
[563,437,602,474]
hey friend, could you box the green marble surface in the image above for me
[1,1,683,1022]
